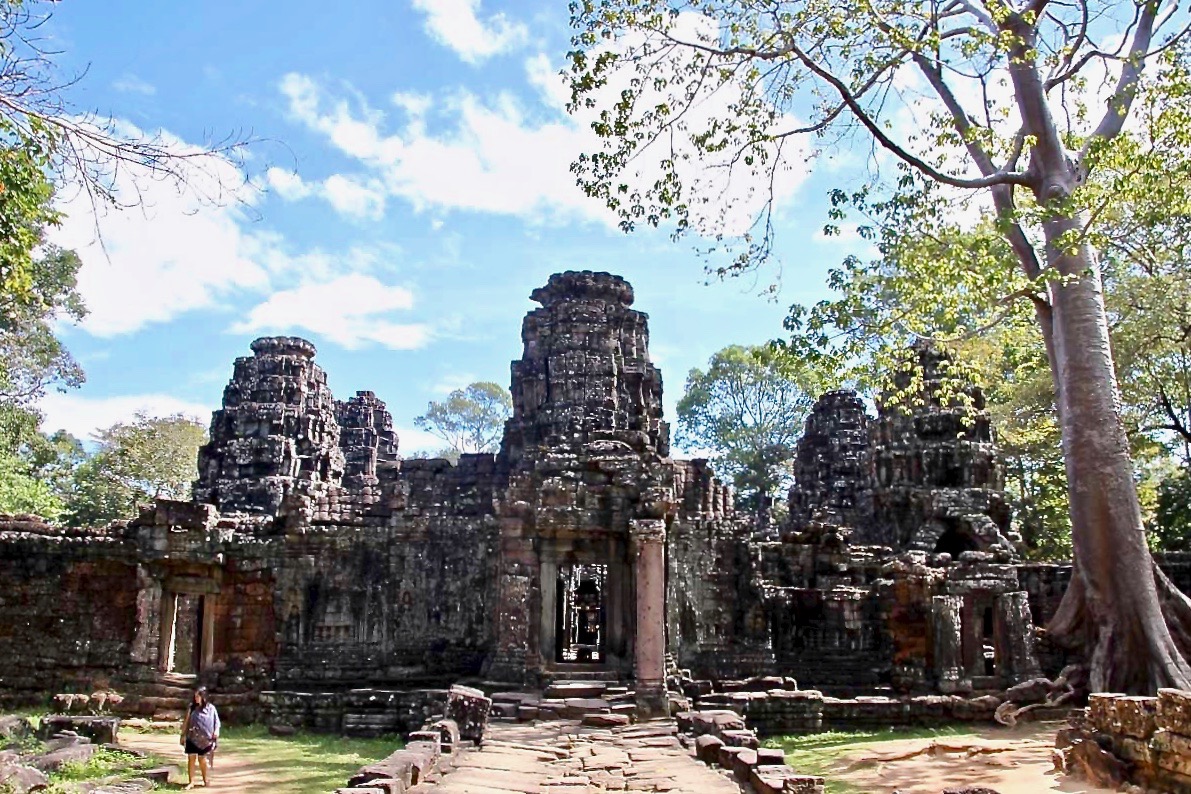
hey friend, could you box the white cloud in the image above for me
[51,128,272,337]
[266,167,385,220]
[265,167,313,200]
[277,30,812,237]
[232,273,430,350]
[323,174,386,220]
[112,74,156,96]
[39,392,212,441]
[46,120,426,345]
[392,91,432,120]
[410,0,528,64]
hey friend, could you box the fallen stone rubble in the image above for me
[0,714,169,794]
[334,684,489,793]
[1057,687,1191,793]
[675,709,825,794]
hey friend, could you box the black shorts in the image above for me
[185,738,215,756]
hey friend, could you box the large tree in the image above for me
[60,412,206,526]
[676,344,817,514]
[414,382,513,457]
[569,0,1191,691]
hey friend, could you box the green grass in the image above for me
[214,725,404,794]
[762,725,980,794]
[45,746,169,793]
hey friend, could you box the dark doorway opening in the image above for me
[934,525,980,557]
[556,564,607,663]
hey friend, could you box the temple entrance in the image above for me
[169,594,204,674]
[157,575,218,674]
[556,564,607,663]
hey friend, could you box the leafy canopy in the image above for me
[414,382,513,456]
[676,344,818,510]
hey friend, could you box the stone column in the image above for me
[631,519,668,717]
[540,559,558,666]
[931,595,965,693]
[995,592,1042,681]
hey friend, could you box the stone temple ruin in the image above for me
[5,270,1189,741]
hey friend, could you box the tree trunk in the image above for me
[1042,209,1191,693]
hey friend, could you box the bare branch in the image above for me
[1080,0,1161,158]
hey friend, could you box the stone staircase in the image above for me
[539,664,622,684]
[116,672,195,724]
[489,679,639,725]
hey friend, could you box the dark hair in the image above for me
[191,686,209,711]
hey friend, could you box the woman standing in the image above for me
[180,686,220,789]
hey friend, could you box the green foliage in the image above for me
[676,344,819,511]
[49,746,163,785]
[414,382,512,455]
[0,115,60,312]
[62,453,137,526]
[1156,469,1191,552]
[0,244,85,406]
[55,412,207,525]
[0,446,63,517]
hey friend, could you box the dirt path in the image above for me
[119,730,274,792]
[820,722,1114,794]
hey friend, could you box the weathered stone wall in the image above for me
[0,518,146,706]
[667,461,770,678]
[0,276,1078,722]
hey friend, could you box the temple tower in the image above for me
[194,336,344,514]
[490,272,672,713]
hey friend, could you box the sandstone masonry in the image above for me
[0,271,1106,731]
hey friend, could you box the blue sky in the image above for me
[35,0,869,453]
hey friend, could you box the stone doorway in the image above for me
[157,575,218,674]
[170,594,204,674]
[556,564,607,663]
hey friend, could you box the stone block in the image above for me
[749,766,795,794]
[350,750,416,789]
[29,740,97,772]
[1064,735,1129,789]
[545,682,607,699]
[582,713,630,727]
[716,744,750,768]
[731,748,758,777]
[427,718,460,752]
[1153,727,1191,778]
[1160,689,1191,737]
[690,710,746,737]
[0,762,49,794]
[757,747,786,766]
[446,685,491,744]
[0,716,31,741]
[407,732,441,759]
[694,734,723,764]
[1088,693,1125,734]
[38,715,120,744]
[721,729,759,749]
[1114,696,1158,740]
[782,773,826,793]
